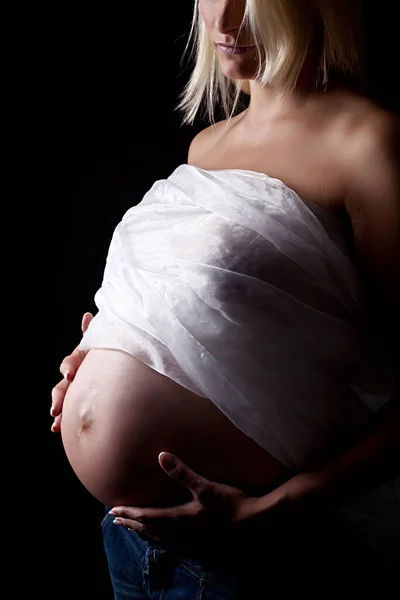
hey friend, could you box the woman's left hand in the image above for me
[110,452,266,547]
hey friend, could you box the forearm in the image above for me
[253,392,400,519]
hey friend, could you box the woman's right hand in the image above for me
[50,312,93,432]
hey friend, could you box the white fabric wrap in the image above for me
[80,164,399,561]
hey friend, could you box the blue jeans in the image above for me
[101,511,255,599]
[101,509,398,599]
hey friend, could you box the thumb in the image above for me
[81,312,93,333]
[158,452,209,495]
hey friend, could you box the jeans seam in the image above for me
[178,561,232,593]
[101,512,112,528]
[196,578,205,600]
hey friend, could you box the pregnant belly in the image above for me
[61,349,291,508]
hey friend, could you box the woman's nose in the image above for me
[214,0,245,35]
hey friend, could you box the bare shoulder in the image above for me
[340,100,400,207]
[187,113,244,165]
[348,102,399,158]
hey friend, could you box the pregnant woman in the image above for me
[51,0,399,597]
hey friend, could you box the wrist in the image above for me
[253,470,331,521]
[280,470,332,513]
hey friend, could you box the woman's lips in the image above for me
[216,44,255,55]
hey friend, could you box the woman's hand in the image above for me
[50,312,93,432]
[110,452,287,548]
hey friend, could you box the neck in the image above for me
[242,46,343,123]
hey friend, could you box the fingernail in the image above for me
[160,452,176,470]
[108,510,116,515]
[113,518,122,525]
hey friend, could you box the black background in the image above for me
[5,2,398,598]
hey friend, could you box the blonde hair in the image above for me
[176,0,365,125]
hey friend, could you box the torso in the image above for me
[61,90,381,509]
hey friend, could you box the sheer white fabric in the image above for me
[80,164,399,561]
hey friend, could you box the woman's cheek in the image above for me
[199,0,214,35]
